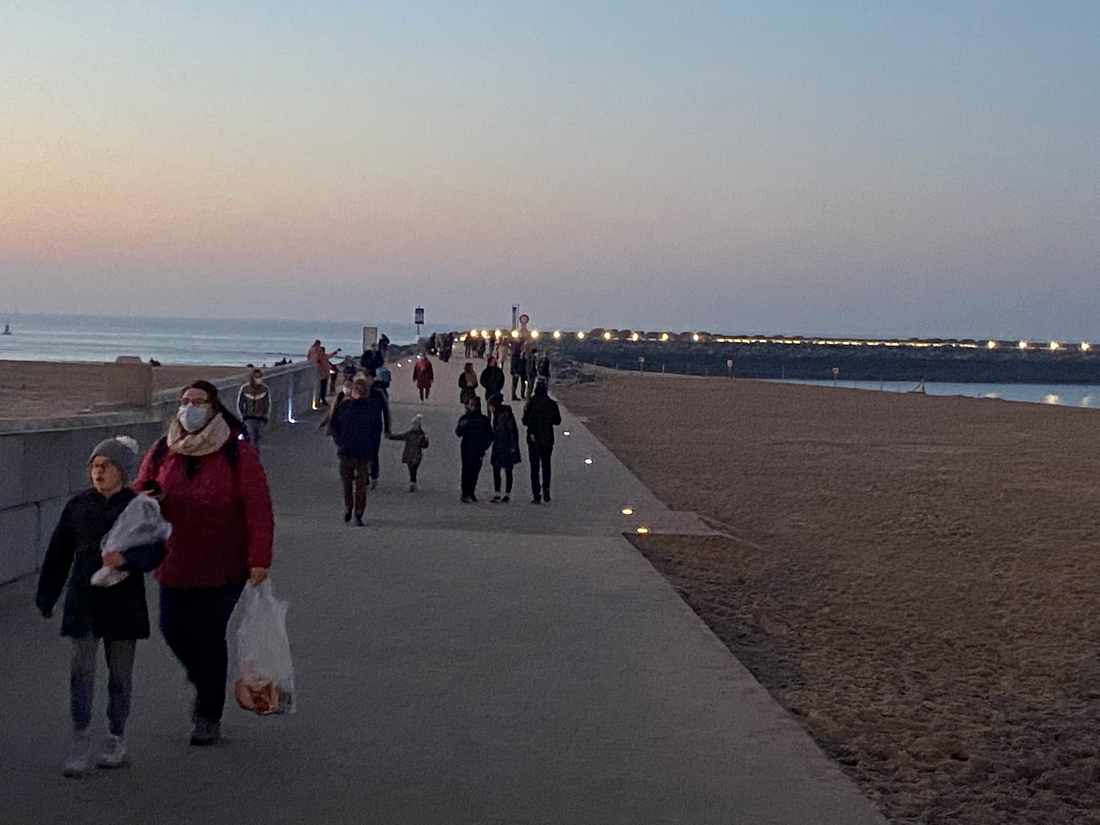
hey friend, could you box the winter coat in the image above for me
[330,390,392,462]
[134,436,274,589]
[455,411,494,463]
[388,429,429,465]
[480,365,505,400]
[459,372,479,404]
[509,346,523,373]
[490,405,522,469]
[413,358,434,389]
[237,382,271,422]
[36,488,166,639]
[522,394,562,446]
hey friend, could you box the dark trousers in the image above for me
[492,464,513,494]
[70,637,136,736]
[407,460,420,483]
[461,458,483,497]
[528,441,553,499]
[159,582,245,722]
[340,457,370,516]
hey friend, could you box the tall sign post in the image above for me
[511,305,519,331]
[414,306,424,337]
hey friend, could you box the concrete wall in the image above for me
[0,361,316,585]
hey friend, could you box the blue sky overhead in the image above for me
[2,1,1098,339]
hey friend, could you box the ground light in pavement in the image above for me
[584,458,593,465]
[636,526,649,535]
[563,431,571,436]
[621,507,634,515]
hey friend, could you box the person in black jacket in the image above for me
[479,356,505,402]
[486,393,521,502]
[455,396,494,502]
[330,375,391,525]
[36,436,166,777]
[522,380,562,504]
[509,343,524,400]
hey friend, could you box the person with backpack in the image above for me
[134,380,274,747]
[522,380,562,504]
[36,436,167,776]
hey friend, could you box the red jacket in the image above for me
[413,358,434,389]
[134,437,274,588]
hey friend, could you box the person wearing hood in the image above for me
[37,436,166,776]
[134,381,274,747]
[522,380,562,504]
[486,393,521,503]
[388,414,430,492]
[455,396,494,502]
[236,368,271,454]
[479,356,505,402]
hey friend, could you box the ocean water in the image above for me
[772,379,1100,409]
[0,314,454,367]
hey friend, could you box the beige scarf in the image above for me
[167,414,232,457]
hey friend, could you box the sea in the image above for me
[771,379,1100,410]
[0,313,450,368]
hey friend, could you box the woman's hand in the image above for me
[102,551,125,568]
[249,567,269,586]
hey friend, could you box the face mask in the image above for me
[177,403,210,432]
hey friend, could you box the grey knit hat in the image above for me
[88,436,140,482]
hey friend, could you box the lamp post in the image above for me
[639,356,645,372]
[726,358,733,378]
[832,367,839,386]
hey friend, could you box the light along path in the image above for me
[0,351,885,825]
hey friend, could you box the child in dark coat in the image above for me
[35,436,166,777]
[388,414,430,492]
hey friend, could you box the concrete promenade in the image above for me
[0,354,885,824]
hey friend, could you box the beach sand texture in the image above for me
[0,361,249,420]
[560,372,1100,824]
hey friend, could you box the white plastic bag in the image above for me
[235,581,296,715]
[92,493,173,587]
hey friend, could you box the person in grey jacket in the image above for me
[237,369,271,453]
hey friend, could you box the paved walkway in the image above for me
[0,353,885,824]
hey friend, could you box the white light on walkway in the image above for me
[636,527,649,535]
[584,457,593,465]
[621,507,633,515]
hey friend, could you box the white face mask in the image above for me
[177,403,210,432]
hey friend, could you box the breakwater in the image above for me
[549,334,1100,384]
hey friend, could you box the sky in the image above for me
[1,1,1098,340]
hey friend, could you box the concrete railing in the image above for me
[0,361,317,585]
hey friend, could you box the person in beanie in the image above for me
[487,393,521,502]
[134,380,274,747]
[387,414,430,492]
[36,436,166,777]
[455,396,494,502]
[522,380,562,504]
[237,368,271,454]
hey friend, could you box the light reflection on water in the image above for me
[771,380,1100,409]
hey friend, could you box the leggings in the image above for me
[492,464,513,494]
[160,583,245,723]
[70,636,137,736]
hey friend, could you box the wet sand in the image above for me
[0,361,249,420]
[559,371,1100,824]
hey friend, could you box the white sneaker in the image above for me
[96,733,128,768]
[63,732,93,777]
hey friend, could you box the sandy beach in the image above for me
[0,361,250,420]
[560,371,1100,824]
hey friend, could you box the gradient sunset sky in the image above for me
[2,2,1097,339]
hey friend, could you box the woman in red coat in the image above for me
[134,380,274,746]
[413,354,434,402]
